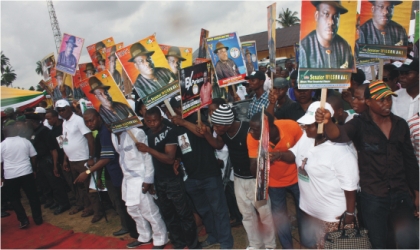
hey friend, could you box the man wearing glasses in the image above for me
[300,1,354,69]
[391,58,419,121]
[359,1,407,46]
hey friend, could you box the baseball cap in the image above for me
[396,58,419,72]
[55,99,70,109]
[297,101,334,125]
[169,95,182,108]
[34,107,46,114]
[273,77,289,88]
[245,71,266,81]
[366,80,397,100]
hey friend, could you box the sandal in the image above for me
[68,207,83,215]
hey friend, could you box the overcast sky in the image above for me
[1,1,301,90]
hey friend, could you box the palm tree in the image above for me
[35,61,43,76]
[276,8,300,28]
[1,66,17,87]
[1,51,11,74]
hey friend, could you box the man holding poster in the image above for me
[300,1,354,69]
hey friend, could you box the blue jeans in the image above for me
[268,183,300,249]
[185,176,234,249]
[360,191,419,249]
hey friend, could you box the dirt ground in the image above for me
[18,191,301,249]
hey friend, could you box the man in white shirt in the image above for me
[391,58,419,121]
[1,121,43,228]
[112,128,168,249]
[54,100,100,221]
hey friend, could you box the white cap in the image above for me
[55,99,70,109]
[297,101,334,125]
[34,107,46,114]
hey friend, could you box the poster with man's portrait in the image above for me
[56,33,84,76]
[179,61,212,118]
[358,0,412,60]
[40,52,55,82]
[206,32,247,87]
[72,69,87,100]
[50,68,74,102]
[178,132,192,154]
[105,42,125,93]
[80,69,142,133]
[198,29,209,59]
[87,37,115,73]
[298,1,357,89]
[256,112,270,201]
[116,34,179,109]
[241,41,258,76]
[159,44,193,80]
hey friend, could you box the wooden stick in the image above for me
[317,88,327,134]
[370,65,376,81]
[197,110,202,127]
[378,59,384,81]
[126,129,138,143]
[164,99,176,116]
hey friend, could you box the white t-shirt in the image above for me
[391,88,419,121]
[289,132,359,222]
[62,113,91,161]
[213,131,234,181]
[1,136,37,179]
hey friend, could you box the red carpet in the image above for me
[1,212,173,249]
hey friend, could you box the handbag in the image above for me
[324,213,372,249]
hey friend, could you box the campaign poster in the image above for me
[38,79,53,96]
[40,53,55,82]
[56,33,84,76]
[116,34,179,109]
[86,37,115,73]
[80,70,142,133]
[105,42,125,93]
[198,29,210,59]
[298,1,357,89]
[49,68,74,102]
[255,112,270,201]
[194,58,211,65]
[179,61,212,118]
[267,3,277,73]
[206,32,247,87]
[241,41,258,76]
[78,62,97,80]
[358,0,412,60]
[73,69,87,100]
[356,7,381,66]
[159,44,193,76]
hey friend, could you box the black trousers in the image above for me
[38,156,70,207]
[5,173,42,224]
[105,179,139,239]
[155,177,198,249]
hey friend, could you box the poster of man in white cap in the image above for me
[80,70,141,133]
[56,33,84,76]
[116,34,179,108]
[206,32,247,87]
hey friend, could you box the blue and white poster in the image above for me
[241,41,258,76]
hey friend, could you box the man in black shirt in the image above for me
[25,113,70,215]
[200,104,276,249]
[135,107,198,249]
[169,97,234,249]
[316,81,419,249]
[267,77,298,119]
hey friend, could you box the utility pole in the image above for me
[46,0,62,54]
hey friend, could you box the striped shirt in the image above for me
[408,113,419,164]
[300,30,354,69]
[359,19,407,46]
[247,91,269,119]
[133,67,175,99]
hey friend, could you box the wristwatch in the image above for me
[345,211,355,216]
[85,169,91,175]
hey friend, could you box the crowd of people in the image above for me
[1,55,419,249]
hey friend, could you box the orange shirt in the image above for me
[247,119,302,187]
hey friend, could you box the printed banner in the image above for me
[198,29,210,59]
[116,34,179,108]
[80,70,142,133]
[267,3,277,73]
[256,112,270,201]
[40,53,55,82]
[159,44,193,79]
[73,69,87,100]
[105,42,125,94]
[358,0,412,60]
[56,33,84,76]
[50,68,74,102]
[299,1,357,88]
[241,41,258,76]
[86,37,115,73]
[179,61,213,118]
[206,32,247,87]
